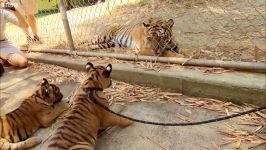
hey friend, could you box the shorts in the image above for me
[0,40,23,60]
[11,0,38,16]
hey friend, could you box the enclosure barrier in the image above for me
[21,48,266,73]
[58,0,75,50]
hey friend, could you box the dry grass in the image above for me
[29,62,86,83]
[219,125,266,149]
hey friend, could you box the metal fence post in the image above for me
[58,0,75,50]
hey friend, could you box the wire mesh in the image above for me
[3,0,62,49]
[66,0,145,51]
[3,0,266,62]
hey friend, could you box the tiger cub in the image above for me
[0,78,68,150]
[47,62,132,150]
[79,18,179,56]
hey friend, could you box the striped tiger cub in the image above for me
[0,78,68,150]
[47,62,132,150]
[79,17,180,56]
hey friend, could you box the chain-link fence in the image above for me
[4,0,266,62]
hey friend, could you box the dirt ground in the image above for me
[5,0,266,62]
[0,63,265,150]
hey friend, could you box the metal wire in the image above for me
[87,89,266,126]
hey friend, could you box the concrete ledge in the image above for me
[26,54,266,106]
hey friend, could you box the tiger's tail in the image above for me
[0,137,42,150]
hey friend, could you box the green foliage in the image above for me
[63,0,103,7]
[36,0,57,11]
[50,0,58,7]
[36,0,105,10]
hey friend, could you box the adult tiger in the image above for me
[79,18,180,56]
[47,62,132,150]
[0,78,67,150]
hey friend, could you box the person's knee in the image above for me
[28,14,36,21]
[7,54,28,68]
[17,57,28,68]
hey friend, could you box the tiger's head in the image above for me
[82,62,112,91]
[143,18,179,55]
[38,78,63,104]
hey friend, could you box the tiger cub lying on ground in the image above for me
[79,18,180,56]
[0,78,67,150]
[47,62,132,150]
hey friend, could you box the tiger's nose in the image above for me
[172,46,179,53]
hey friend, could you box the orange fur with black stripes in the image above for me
[79,18,180,56]
[47,62,132,150]
[0,78,67,150]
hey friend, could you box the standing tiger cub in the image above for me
[47,62,132,150]
[0,78,67,150]
[79,18,180,56]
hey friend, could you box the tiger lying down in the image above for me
[47,62,132,150]
[79,17,180,56]
[0,78,67,150]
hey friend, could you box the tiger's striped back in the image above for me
[47,92,98,150]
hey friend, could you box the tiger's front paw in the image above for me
[57,101,70,111]
[120,118,133,127]
[163,50,183,57]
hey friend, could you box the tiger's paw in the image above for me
[56,101,70,111]
[179,48,193,57]
[121,118,133,127]
[163,50,183,57]
[25,137,42,148]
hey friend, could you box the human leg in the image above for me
[27,14,40,43]
[28,14,41,42]
[0,40,28,68]
[6,53,28,68]
[28,14,37,37]
[21,0,40,42]
[8,0,34,43]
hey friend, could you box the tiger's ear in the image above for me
[106,64,112,72]
[143,22,150,28]
[85,62,94,71]
[143,18,155,28]
[41,78,50,97]
[41,78,49,86]
[103,64,112,77]
[167,19,174,28]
